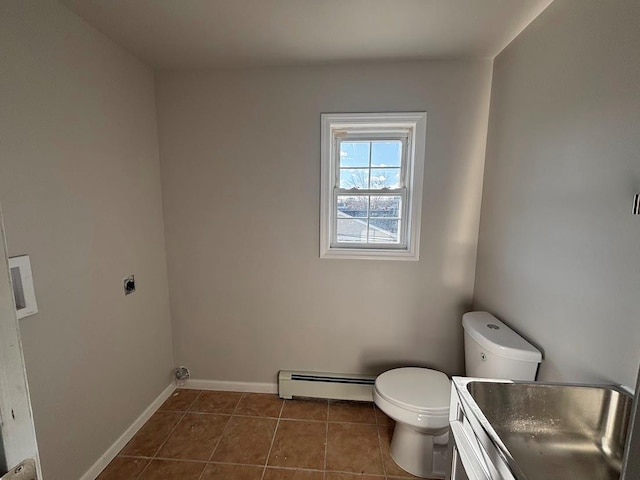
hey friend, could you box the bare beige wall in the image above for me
[0,1,174,478]
[474,0,640,388]
[156,61,493,384]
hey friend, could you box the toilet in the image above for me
[373,311,542,478]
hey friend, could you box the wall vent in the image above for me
[278,370,376,402]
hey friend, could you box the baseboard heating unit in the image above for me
[278,370,376,402]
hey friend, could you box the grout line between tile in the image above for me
[252,464,327,472]
[196,393,244,480]
[279,416,327,422]
[161,410,233,417]
[185,388,203,411]
[152,412,188,458]
[202,460,330,473]
[323,399,329,480]
[260,396,285,480]
[375,409,389,480]
[231,392,244,416]
[133,409,188,480]
[155,458,215,465]
[158,388,203,414]
[225,412,281,419]
[324,471,386,477]
[132,457,152,480]
[152,456,209,463]
[162,409,285,420]
[327,419,378,425]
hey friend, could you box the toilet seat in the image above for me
[375,367,450,416]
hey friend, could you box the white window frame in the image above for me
[320,112,426,261]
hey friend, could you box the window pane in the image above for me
[339,142,370,168]
[340,168,369,189]
[368,219,400,243]
[370,168,400,189]
[370,196,401,218]
[337,195,368,218]
[337,218,368,243]
[371,141,402,167]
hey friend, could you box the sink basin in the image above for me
[466,382,633,480]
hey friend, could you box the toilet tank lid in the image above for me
[462,312,542,363]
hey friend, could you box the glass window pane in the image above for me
[339,142,370,168]
[337,195,368,218]
[337,218,368,243]
[370,168,400,189]
[370,195,401,218]
[371,141,402,167]
[339,168,369,189]
[368,219,400,243]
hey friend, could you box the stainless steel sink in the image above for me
[466,382,633,480]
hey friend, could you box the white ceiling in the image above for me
[60,0,553,69]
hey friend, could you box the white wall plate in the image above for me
[8,255,38,319]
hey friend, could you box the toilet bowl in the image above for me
[373,367,451,478]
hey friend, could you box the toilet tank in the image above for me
[462,312,542,381]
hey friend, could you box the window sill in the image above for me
[320,247,419,261]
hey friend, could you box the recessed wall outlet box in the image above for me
[124,275,135,295]
[8,255,38,319]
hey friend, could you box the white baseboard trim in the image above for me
[79,383,175,480]
[77,379,277,479]
[183,379,278,394]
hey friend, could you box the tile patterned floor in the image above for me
[97,390,424,480]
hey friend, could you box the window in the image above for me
[320,112,426,260]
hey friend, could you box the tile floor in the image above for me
[97,389,426,480]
